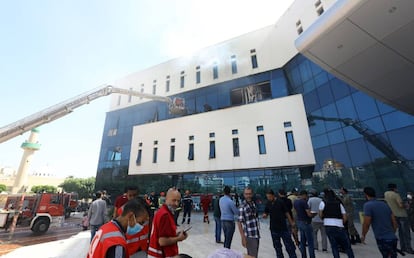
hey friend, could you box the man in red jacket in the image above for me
[148,188,188,258]
[87,199,149,258]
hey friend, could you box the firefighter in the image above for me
[87,199,149,258]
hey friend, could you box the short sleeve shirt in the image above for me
[384,190,407,217]
[294,198,311,223]
[364,199,397,240]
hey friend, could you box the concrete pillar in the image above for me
[11,128,41,194]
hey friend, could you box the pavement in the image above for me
[1,212,413,258]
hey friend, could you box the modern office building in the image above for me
[95,0,414,198]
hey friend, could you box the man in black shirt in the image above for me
[181,190,193,224]
[263,189,297,258]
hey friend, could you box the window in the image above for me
[250,49,258,69]
[139,142,143,147]
[136,149,142,165]
[284,121,292,128]
[140,85,144,100]
[257,125,264,131]
[153,148,158,163]
[213,62,218,79]
[232,129,238,135]
[230,82,272,105]
[117,95,121,106]
[128,88,132,103]
[171,138,175,143]
[154,140,158,145]
[196,66,201,84]
[166,76,170,92]
[170,145,175,162]
[286,131,296,152]
[209,132,215,138]
[231,55,237,74]
[317,6,324,15]
[189,135,194,140]
[233,138,240,157]
[180,71,185,88]
[152,83,156,95]
[188,143,194,160]
[257,135,267,154]
[209,141,216,159]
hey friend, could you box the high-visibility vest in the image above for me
[87,221,128,258]
[147,205,178,258]
[126,224,150,255]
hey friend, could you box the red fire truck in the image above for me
[0,192,77,234]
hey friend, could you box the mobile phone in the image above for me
[183,226,192,233]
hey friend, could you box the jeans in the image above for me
[90,224,102,242]
[182,207,192,224]
[222,220,235,249]
[396,217,413,251]
[325,226,354,258]
[376,238,398,258]
[311,221,327,250]
[271,230,297,258]
[214,216,222,242]
[297,220,315,258]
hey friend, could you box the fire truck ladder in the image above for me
[0,85,185,144]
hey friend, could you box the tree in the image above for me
[0,184,6,192]
[59,177,95,200]
[31,185,57,193]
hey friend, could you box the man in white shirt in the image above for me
[319,189,354,258]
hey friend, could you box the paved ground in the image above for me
[2,211,414,257]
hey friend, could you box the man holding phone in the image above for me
[148,188,188,258]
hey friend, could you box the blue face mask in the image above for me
[127,216,144,235]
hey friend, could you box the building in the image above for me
[95,0,414,198]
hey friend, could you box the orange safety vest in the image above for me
[87,220,128,258]
[147,204,178,258]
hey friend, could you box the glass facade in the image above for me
[96,54,414,206]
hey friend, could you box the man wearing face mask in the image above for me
[87,199,149,258]
[148,188,188,258]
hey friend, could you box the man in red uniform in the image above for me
[87,199,149,258]
[115,186,150,257]
[200,194,211,223]
[148,188,188,258]
[113,187,129,219]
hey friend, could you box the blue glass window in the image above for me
[314,72,328,87]
[189,135,194,140]
[303,91,321,112]
[231,55,237,74]
[312,134,329,149]
[327,128,345,145]
[209,132,215,138]
[382,111,414,131]
[136,149,142,165]
[285,131,296,152]
[347,138,371,166]
[188,143,194,160]
[321,104,341,132]
[387,126,414,160]
[213,63,218,79]
[153,148,158,163]
[330,79,350,101]
[331,142,352,168]
[209,141,216,159]
[284,122,292,128]
[299,60,312,82]
[170,145,175,162]
[152,84,156,95]
[166,79,170,92]
[317,82,334,106]
[376,100,394,115]
[232,129,238,135]
[257,125,264,131]
[257,135,267,154]
[352,92,379,120]
[336,96,357,119]
[196,68,201,84]
[303,79,316,94]
[180,71,185,88]
[233,138,240,157]
[251,54,258,69]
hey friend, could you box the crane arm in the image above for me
[0,85,176,144]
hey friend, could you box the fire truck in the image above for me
[0,192,76,234]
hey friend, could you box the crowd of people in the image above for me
[82,182,414,258]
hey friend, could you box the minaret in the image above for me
[11,128,41,194]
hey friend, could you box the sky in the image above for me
[0,0,294,179]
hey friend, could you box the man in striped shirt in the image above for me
[237,186,260,258]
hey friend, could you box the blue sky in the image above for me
[0,0,293,178]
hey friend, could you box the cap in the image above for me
[291,187,299,193]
